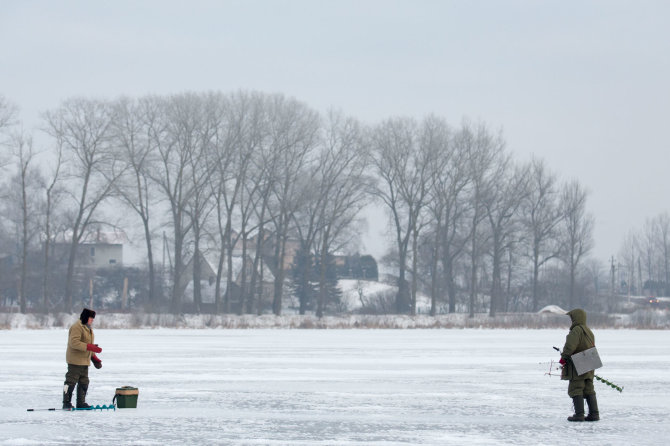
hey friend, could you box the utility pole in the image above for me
[609,256,616,313]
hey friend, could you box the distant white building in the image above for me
[52,229,128,268]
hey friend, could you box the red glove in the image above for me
[92,354,102,369]
[559,358,566,365]
[86,344,102,353]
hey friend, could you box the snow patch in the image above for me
[537,305,567,315]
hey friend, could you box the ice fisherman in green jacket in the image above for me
[560,308,600,422]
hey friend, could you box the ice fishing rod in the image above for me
[26,408,67,411]
[539,358,563,377]
[552,346,624,393]
[27,405,116,412]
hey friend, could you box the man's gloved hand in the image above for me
[86,344,102,353]
[92,354,102,369]
[559,357,566,365]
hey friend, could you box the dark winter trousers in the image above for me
[568,377,594,398]
[64,364,89,403]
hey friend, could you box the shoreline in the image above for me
[2,310,669,330]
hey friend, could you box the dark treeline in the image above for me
[0,91,602,316]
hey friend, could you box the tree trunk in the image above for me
[469,222,477,318]
[533,243,540,312]
[215,240,225,314]
[570,260,576,309]
[396,250,408,314]
[65,238,78,313]
[532,253,540,312]
[316,227,331,318]
[410,229,418,316]
[505,249,513,312]
[299,253,309,315]
[19,171,28,314]
[429,227,440,317]
[445,260,457,314]
[138,212,157,309]
[272,234,287,316]
[251,221,265,315]
[489,243,501,317]
[238,234,249,315]
[170,223,184,314]
[42,207,52,312]
[193,247,202,314]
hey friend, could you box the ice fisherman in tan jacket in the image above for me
[63,308,102,409]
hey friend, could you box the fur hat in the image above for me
[79,308,96,324]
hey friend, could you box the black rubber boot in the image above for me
[62,384,75,410]
[76,384,91,409]
[585,394,600,421]
[567,396,585,422]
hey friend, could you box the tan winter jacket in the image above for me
[66,320,94,366]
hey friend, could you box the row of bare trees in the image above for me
[369,117,596,316]
[1,91,596,315]
[618,213,670,297]
[0,92,369,315]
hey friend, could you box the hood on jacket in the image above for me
[79,308,96,325]
[567,308,587,327]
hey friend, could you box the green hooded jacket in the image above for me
[560,308,595,381]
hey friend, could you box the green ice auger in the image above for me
[594,374,623,393]
[552,346,623,393]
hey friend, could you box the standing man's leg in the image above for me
[584,378,599,421]
[567,379,585,422]
[75,366,91,409]
[63,365,79,409]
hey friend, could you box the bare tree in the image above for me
[4,131,43,312]
[185,94,219,313]
[431,135,472,315]
[459,121,506,317]
[313,111,369,317]
[150,93,212,313]
[233,102,268,314]
[111,96,162,307]
[637,218,657,291]
[416,116,456,316]
[583,258,604,299]
[654,213,670,296]
[369,117,432,314]
[265,95,320,316]
[521,158,563,312]
[483,160,529,316]
[0,94,18,135]
[291,170,323,314]
[43,98,121,311]
[38,141,65,311]
[559,180,594,308]
[209,92,263,314]
[246,127,279,315]
[0,95,19,167]
[618,231,637,306]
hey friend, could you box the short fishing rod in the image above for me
[552,346,623,393]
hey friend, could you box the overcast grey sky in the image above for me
[2,0,669,263]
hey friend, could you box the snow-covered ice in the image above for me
[1,328,669,445]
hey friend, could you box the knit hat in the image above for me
[79,308,96,324]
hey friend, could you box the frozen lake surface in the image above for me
[1,328,669,445]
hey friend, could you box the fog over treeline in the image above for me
[0,91,663,316]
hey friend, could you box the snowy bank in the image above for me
[2,309,670,329]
